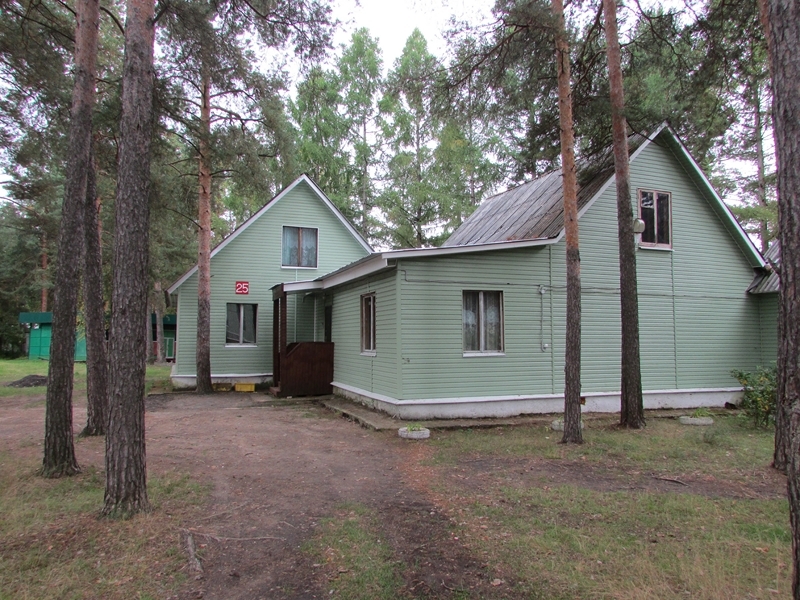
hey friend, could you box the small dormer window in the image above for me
[282,226,318,268]
[639,190,671,248]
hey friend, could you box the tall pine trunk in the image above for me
[154,283,165,363]
[195,71,213,394]
[81,143,108,436]
[40,240,48,312]
[553,0,582,444]
[766,0,800,591]
[42,0,100,477]
[103,0,155,517]
[603,0,644,429]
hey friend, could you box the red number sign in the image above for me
[235,281,249,294]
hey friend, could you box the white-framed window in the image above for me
[226,303,257,345]
[361,293,376,354]
[462,290,504,354]
[639,190,671,248]
[282,226,318,268]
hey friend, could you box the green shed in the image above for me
[18,312,86,361]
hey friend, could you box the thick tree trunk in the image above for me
[195,72,213,394]
[603,0,645,429]
[766,0,800,592]
[553,0,582,444]
[42,0,100,477]
[81,144,108,436]
[103,0,155,517]
[767,0,796,476]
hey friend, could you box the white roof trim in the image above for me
[662,127,764,267]
[279,237,555,293]
[553,124,764,268]
[168,174,373,294]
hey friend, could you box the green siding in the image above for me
[397,248,555,399]
[329,138,768,402]
[757,294,779,365]
[173,179,369,377]
[331,271,399,399]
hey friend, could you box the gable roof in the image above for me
[168,174,373,294]
[443,124,764,268]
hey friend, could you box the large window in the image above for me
[361,293,376,354]
[226,303,257,345]
[462,291,504,354]
[639,190,671,247]
[282,226,318,268]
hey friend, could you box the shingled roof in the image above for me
[443,134,649,247]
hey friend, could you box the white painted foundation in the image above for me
[331,382,743,420]
[170,369,272,390]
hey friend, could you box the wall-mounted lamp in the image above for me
[632,218,646,234]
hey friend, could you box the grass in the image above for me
[428,416,790,599]
[432,415,774,482]
[0,453,208,600]
[0,359,173,398]
[0,359,198,598]
[305,503,403,600]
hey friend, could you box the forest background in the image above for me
[0,0,775,357]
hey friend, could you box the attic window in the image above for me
[639,190,671,248]
[282,226,318,268]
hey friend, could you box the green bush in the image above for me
[732,365,777,428]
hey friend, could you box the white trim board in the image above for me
[332,382,743,420]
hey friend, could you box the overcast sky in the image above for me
[330,0,493,69]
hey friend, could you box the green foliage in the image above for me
[732,366,777,428]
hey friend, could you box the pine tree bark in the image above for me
[103,0,155,517]
[603,0,645,429]
[766,0,800,591]
[553,0,582,444]
[81,143,108,436]
[195,71,213,394]
[42,0,100,477]
[40,240,48,312]
[154,283,165,363]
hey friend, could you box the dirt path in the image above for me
[143,393,500,599]
[0,391,502,599]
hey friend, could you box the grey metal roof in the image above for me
[443,134,647,247]
[748,241,780,294]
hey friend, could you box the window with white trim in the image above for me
[361,293,376,354]
[226,303,257,344]
[462,291,504,354]
[282,226,318,268]
[639,190,671,247]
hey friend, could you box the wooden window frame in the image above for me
[225,303,257,346]
[282,225,319,268]
[361,293,376,355]
[638,189,672,249]
[462,290,505,356]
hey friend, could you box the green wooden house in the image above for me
[167,174,372,388]
[274,125,778,418]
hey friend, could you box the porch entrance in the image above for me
[271,284,334,397]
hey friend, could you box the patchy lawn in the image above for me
[0,370,789,599]
[406,416,790,599]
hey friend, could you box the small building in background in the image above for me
[17,312,86,361]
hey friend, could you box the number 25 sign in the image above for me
[235,281,249,295]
